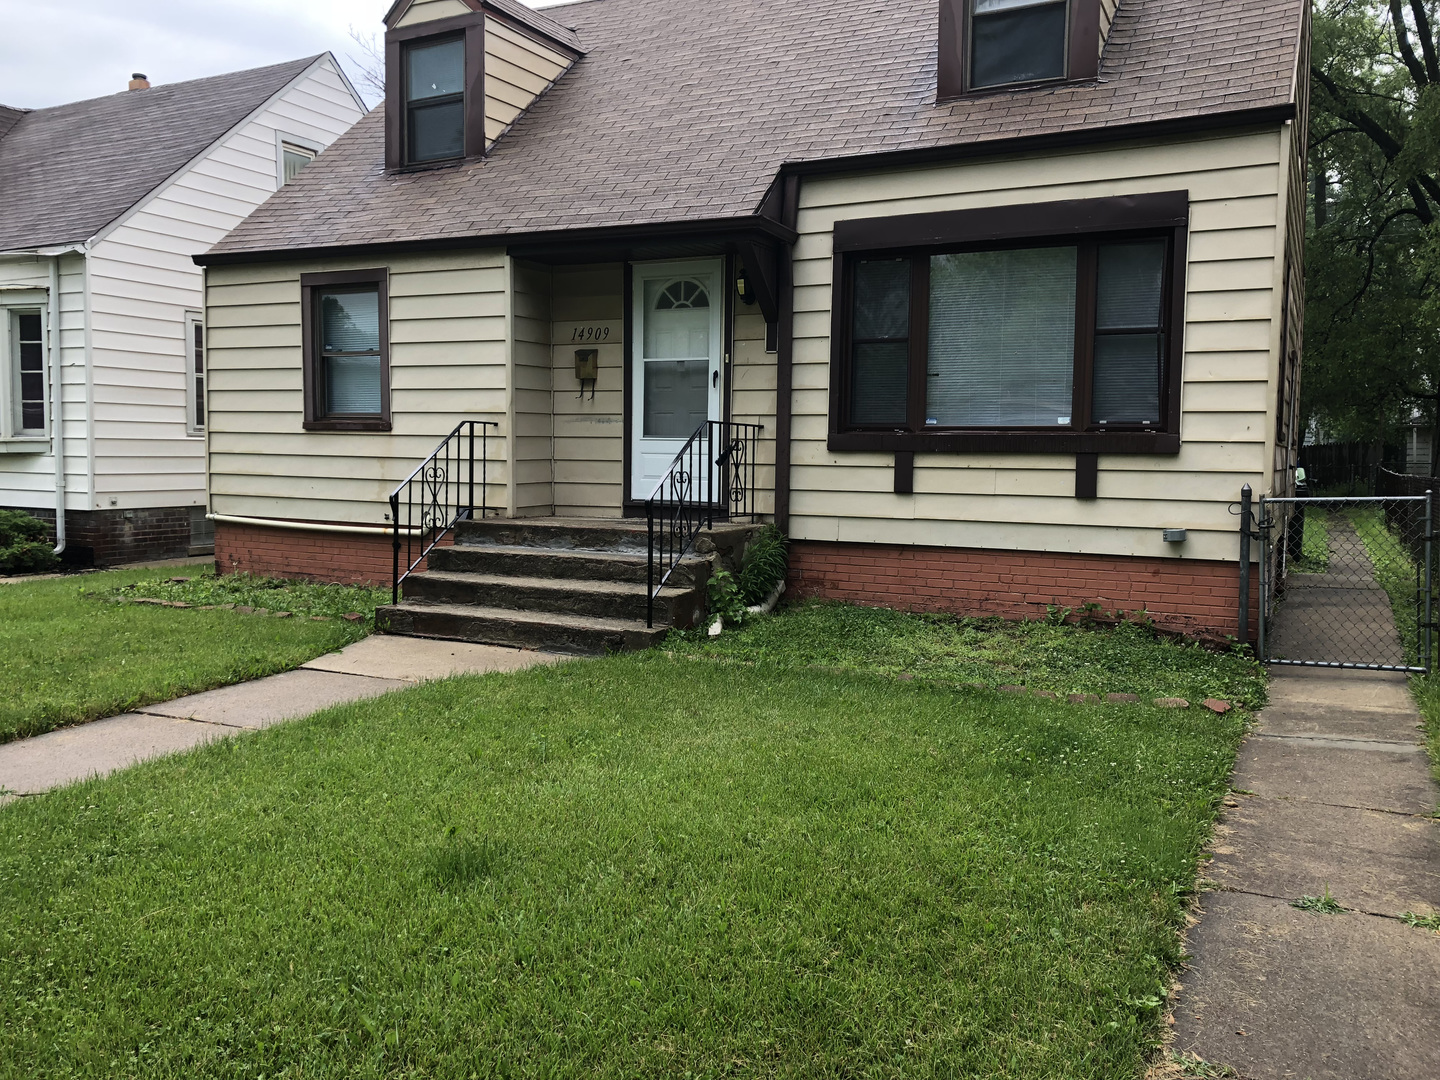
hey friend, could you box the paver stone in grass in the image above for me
[1068,693,1100,704]
[1154,697,1191,709]
[1106,693,1140,704]
[1204,698,1232,714]
[1000,684,1027,693]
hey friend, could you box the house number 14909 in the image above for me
[570,326,611,342]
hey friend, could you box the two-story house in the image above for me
[194,0,1309,652]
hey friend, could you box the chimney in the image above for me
[128,73,150,91]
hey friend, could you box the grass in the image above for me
[1399,910,1440,931]
[0,604,1254,1078]
[1288,509,1330,574]
[1290,887,1345,915]
[0,566,385,744]
[669,600,1267,708]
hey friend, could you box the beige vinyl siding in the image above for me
[790,126,1288,564]
[86,58,362,510]
[1100,0,1119,50]
[730,298,777,516]
[0,252,88,509]
[395,0,471,28]
[483,18,572,148]
[207,249,512,525]
[511,261,554,516]
[550,264,624,516]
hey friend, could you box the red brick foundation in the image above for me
[214,520,444,586]
[789,541,1258,641]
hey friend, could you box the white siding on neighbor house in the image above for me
[86,56,363,511]
[550,264,625,517]
[483,17,573,147]
[789,126,1292,564]
[0,252,89,510]
[205,250,513,525]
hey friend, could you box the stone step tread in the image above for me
[444,543,703,566]
[408,571,691,597]
[382,601,660,635]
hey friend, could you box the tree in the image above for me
[1307,1,1440,470]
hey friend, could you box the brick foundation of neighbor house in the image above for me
[788,541,1259,643]
[5,505,212,567]
[214,519,446,586]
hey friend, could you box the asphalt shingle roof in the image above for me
[0,57,321,252]
[205,0,1306,261]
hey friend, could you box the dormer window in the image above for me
[970,0,1067,89]
[384,14,484,170]
[938,0,1100,100]
[405,37,465,163]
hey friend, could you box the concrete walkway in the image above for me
[1172,668,1440,1078]
[0,635,563,805]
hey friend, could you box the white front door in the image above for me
[630,259,724,501]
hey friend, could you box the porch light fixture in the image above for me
[736,270,755,306]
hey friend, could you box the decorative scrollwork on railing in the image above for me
[389,421,498,605]
[645,420,765,628]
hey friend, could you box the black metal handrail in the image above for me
[646,420,764,627]
[390,420,498,604]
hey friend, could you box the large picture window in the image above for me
[829,192,1188,455]
[300,269,391,432]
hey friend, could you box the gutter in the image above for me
[207,513,423,537]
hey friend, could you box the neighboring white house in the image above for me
[0,56,365,565]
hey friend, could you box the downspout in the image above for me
[48,255,65,555]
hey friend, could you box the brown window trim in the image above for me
[300,269,392,433]
[938,0,1100,101]
[828,191,1188,457]
[384,12,486,172]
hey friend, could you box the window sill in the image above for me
[303,418,392,433]
[827,430,1180,455]
[0,437,50,454]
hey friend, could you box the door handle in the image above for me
[713,369,720,388]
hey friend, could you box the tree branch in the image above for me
[1390,0,1430,85]
[1410,0,1440,84]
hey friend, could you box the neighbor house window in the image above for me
[281,142,316,184]
[300,269,390,432]
[2,307,47,440]
[185,312,205,434]
[970,0,1068,89]
[384,14,484,170]
[830,192,1188,454]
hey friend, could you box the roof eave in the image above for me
[195,214,796,267]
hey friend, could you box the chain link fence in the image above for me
[1258,494,1433,673]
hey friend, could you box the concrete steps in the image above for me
[376,518,711,655]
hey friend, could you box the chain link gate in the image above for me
[1246,490,1434,674]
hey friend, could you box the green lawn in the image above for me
[0,604,1257,1078]
[0,566,385,744]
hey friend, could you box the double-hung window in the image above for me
[384,13,483,170]
[970,0,1068,89]
[300,270,391,432]
[185,313,205,435]
[831,192,1188,455]
[1,302,47,445]
[939,0,1100,98]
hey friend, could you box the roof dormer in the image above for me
[937,0,1111,101]
[382,0,583,170]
